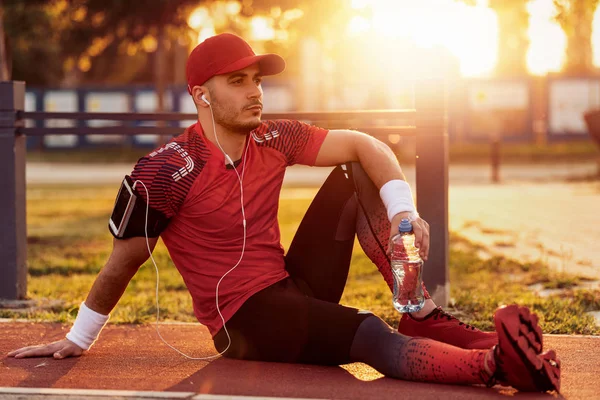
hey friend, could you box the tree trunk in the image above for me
[565,17,594,73]
[174,39,187,85]
[156,24,170,145]
[0,0,11,81]
[490,0,529,77]
[562,0,598,74]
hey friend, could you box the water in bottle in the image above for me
[389,218,425,313]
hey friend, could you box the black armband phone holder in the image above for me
[108,175,170,239]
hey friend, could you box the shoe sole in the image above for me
[495,305,561,392]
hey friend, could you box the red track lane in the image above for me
[1,322,599,399]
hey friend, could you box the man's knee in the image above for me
[341,162,378,198]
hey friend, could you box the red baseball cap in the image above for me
[186,33,285,94]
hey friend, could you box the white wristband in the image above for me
[66,302,110,351]
[379,180,417,222]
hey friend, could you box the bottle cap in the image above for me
[398,218,412,233]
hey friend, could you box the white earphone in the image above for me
[140,89,249,360]
[201,93,234,166]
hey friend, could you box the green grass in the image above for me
[27,147,150,164]
[3,184,599,335]
[448,140,600,164]
[26,140,600,165]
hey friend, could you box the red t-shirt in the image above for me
[130,120,328,336]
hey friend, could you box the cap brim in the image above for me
[216,54,286,77]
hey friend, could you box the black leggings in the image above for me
[288,162,418,301]
[213,163,428,365]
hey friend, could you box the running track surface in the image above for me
[1,322,599,399]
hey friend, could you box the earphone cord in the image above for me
[208,102,250,357]
[133,103,250,360]
[135,180,221,360]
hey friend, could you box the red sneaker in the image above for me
[397,306,498,349]
[488,305,561,392]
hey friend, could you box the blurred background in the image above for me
[2,0,600,159]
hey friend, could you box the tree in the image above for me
[2,0,340,86]
[554,0,600,74]
[55,0,206,127]
[489,0,530,77]
[2,0,65,85]
[0,0,9,80]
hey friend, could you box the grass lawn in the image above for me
[3,184,599,335]
[26,140,600,165]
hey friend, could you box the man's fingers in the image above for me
[421,234,430,261]
[8,345,41,358]
[413,225,423,250]
[411,219,429,261]
[7,347,30,357]
[8,340,83,360]
[55,344,83,359]
[13,347,55,359]
[418,220,430,261]
[8,342,66,359]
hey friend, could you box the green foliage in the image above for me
[4,184,598,336]
[447,233,599,334]
[7,0,600,85]
[4,0,64,85]
[554,0,600,32]
[554,0,600,73]
[3,0,316,85]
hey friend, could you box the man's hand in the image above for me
[7,339,84,360]
[390,212,430,261]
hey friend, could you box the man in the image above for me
[8,33,560,392]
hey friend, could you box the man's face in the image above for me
[207,64,264,134]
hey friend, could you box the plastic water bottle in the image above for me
[389,218,425,313]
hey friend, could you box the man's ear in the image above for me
[191,86,210,108]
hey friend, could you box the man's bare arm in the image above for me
[86,236,158,314]
[7,236,158,359]
[314,130,429,260]
[314,129,405,188]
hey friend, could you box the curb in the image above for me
[0,387,322,400]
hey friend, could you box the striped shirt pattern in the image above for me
[252,120,317,165]
[130,126,210,219]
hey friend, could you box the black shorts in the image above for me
[213,277,372,366]
[213,163,390,366]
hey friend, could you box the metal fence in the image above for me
[0,80,449,306]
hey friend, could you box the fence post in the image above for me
[490,134,501,183]
[0,81,27,300]
[415,79,449,307]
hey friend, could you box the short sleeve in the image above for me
[109,128,208,239]
[130,158,176,219]
[252,120,328,166]
[130,139,200,219]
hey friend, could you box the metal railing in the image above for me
[1,80,449,306]
[19,110,417,139]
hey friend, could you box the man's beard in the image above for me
[210,96,261,135]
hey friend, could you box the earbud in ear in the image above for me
[201,94,210,105]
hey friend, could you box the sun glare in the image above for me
[592,5,600,66]
[349,0,498,77]
[526,0,566,75]
[347,16,371,36]
[187,0,595,77]
[250,16,276,41]
[187,7,216,43]
[188,7,209,31]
